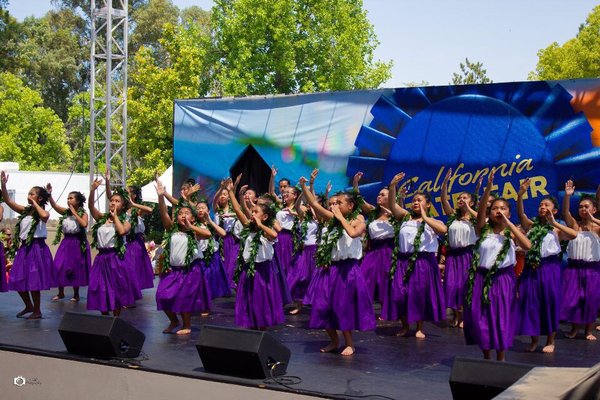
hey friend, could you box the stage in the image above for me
[0,281,599,400]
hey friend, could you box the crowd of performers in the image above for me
[0,166,599,361]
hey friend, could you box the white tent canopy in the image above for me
[141,165,172,203]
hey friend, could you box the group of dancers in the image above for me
[0,166,599,361]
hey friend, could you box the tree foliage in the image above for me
[530,5,600,80]
[451,58,492,85]
[0,72,72,170]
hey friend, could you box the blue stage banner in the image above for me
[173,80,600,220]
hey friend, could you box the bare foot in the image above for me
[70,297,80,302]
[16,308,34,318]
[51,295,64,301]
[459,321,464,329]
[176,328,191,335]
[415,330,426,339]
[27,313,42,320]
[200,311,210,317]
[340,346,355,356]
[542,344,555,353]
[597,326,600,331]
[565,331,577,339]
[395,328,409,337]
[320,342,339,353]
[585,333,597,341]
[449,319,458,328]
[289,308,300,315]
[162,322,179,334]
[525,343,538,352]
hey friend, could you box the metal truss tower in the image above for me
[89,0,128,195]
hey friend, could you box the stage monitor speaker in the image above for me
[196,325,291,379]
[58,312,145,359]
[449,357,534,400]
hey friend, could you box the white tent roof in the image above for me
[141,165,172,203]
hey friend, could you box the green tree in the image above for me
[0,72,73,170]
[211,0,392,96]
[0,8,23,72]
[130,0,179,59]
[530,5,600,80]
[451,58,492,85]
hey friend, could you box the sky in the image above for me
[6,0,600,88]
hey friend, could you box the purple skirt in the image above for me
[287,244,316,301]
[380,254,409,321]
[235,259,285,329]
[9,238,55,292]
[222,233,240,289]
[0,241,7,292]
[463,266,518,351]
[444,246,473,309]
[156,260,212,313]
[361,238,394,303]
[275,229,293,273]
[53,233,91,287]
[518,254,562,335]
[124,233,154,290]
[203,252,231,298]
[305,258,376,331]
[87,248,135,312]
[559,259,600,324]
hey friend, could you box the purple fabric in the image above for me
[305,258,376,331]
[380,253,409,321]
[87,248,135,312]
[8,238,55,291]
[444,246,473,309]
[53,233,90,287]
[463,266,518,352]
[559,259,600,324]
[361,238,394,303]
[287,244,316,301]
[274,255,292,305]
[221,233,239,289]
[518,254,562,335]
[124,233,155,290]
[0,241,7,292]
[235,259,285,328]
[156,260,212,313]
[275,229,293,273]
[404,252,446,324]
[203,252,231,298]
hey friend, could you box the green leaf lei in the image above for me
[127,207,140,241]
[465,226,512,307]
[91,212,128,259]
[215,204,234,261]
[401,215,427,284]
[315,207,360,268]
[525,217,553,269]
[292,211,310,255]
[202,223,217,261]
[53,208,87,254]
[160,228,197,274]
[10,206,40,258]
[234,225,264,283]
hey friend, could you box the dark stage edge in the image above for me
[1,281,599,400]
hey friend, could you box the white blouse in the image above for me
[62,215,82,234]
[242,232,275,263]
[398,220,438,253]
[567,231,600,262]
[303,220,319,246]
[537,231,561,258]
[331,229,363,261]
[478,233,516,270]
[170,231,200,266]
[133,216,145,234]
[19,216,47,240]
[96,224,118,248]
[276,208,296,230]
[214,213,237,233]
[368,219,395,240]
[448,219,477,249]
[232,220,244,240]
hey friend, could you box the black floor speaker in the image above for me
[196,325,291,379]
[58,312,145,358]
[449,357,534,400]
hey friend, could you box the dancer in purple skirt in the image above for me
[274,184,299,275]
[463,169,531,361]
[47,184,91,302]
[1,171,54,319]
[300,177,375,356]
[0,202,7,293]
[440,168,478,329]
[213,178,240,288]
[560,180,600,341]
[353,172,396,316]
[155,181,212,334]
[385,172,447,339]
[125,185,155,292]
[87,178,135,316]
[516,179,577,353]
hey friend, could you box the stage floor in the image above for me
[1,280,599,400]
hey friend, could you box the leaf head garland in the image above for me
[53,207,87,254]
[91,212,128,259]
[292,210,310,255]
[315,206,360,268]
[10,206,40,258]
[233,225,263,283]
[465,226,512,307]
[160,228,197,274]
[525,217,553,269]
